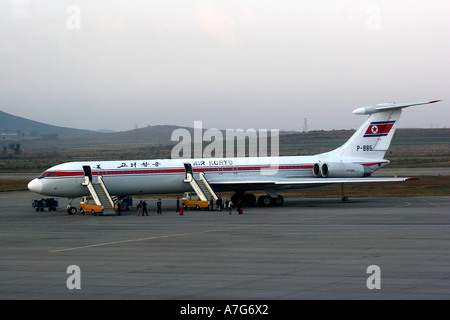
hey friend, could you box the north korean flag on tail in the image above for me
[364,121,395,137]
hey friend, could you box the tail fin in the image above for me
[328,100,441,159]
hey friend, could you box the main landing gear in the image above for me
[257,195,284,207]
[231,192,284,207]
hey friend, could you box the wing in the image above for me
[208,176,418,189]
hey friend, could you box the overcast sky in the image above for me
[0,0,448,132]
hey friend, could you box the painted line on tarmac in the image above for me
[49,232,200,253]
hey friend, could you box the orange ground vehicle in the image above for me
[79,196,103,215]
[181,192,209,210]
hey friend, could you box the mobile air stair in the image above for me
[183,163,218,202]
[82,166,117,215]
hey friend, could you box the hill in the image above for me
[0,109,95,138]
[0,109,217,146]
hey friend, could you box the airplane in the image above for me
[28,100,441,214]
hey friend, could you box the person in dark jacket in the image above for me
[157,198,162,214]
[142,200,148,216]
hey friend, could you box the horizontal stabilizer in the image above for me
[353,100,441,115]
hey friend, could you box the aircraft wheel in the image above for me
[273,195,284,206]
[258,195,272,207]
[243,193,256,206]
[68,207,77,215]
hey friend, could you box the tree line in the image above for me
[1,143,22,158]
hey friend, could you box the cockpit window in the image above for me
[38,172,57,179]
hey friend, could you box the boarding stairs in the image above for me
[183,164,218,202]
[82,175,117,214]
[198,172,218,202]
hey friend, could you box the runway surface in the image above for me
[0,191,449,300]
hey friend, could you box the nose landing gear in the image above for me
[66,198,78,215]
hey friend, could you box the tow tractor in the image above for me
[32,198,58,212]
[181,192,210,210]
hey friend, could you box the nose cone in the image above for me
[28,179,42,194]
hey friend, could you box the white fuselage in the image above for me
[28,154,387,198]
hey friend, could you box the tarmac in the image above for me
[0,190,449,300]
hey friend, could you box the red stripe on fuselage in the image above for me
[40,164,315,178]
